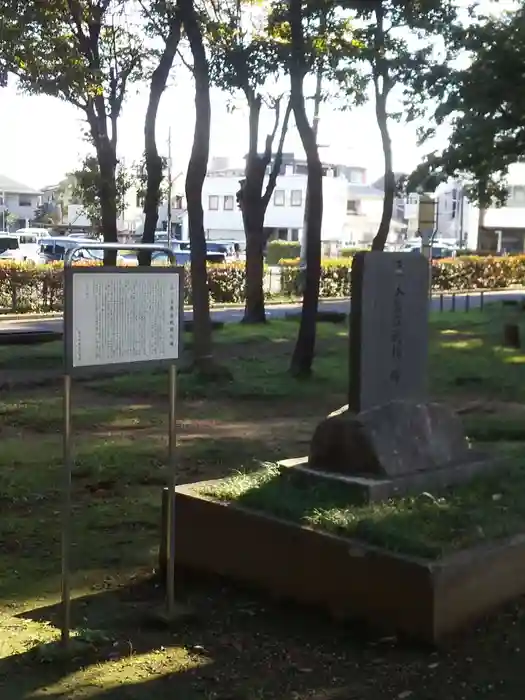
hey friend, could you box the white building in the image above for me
[433,162,525,252]
[122,172,186,238]
[0,174,42,230]
[343,182,404,246]
[196,156,400,247]
[200,163,349,244]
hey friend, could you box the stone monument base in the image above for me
[299,399,496,502]
[278,456,498,504]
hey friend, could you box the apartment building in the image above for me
[433,163,525,252]
[0,174,42,230]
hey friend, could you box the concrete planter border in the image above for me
[161,481,525,643]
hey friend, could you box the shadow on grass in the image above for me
[429,307,525,403]
[0,395,162,432]
[0,434,282,611]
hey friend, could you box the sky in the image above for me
[0,0,516,192]
[0,65,435,192]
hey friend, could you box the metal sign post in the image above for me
[61,243,183,647]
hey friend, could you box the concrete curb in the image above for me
[0,298,350,322]
[0,289,523,323]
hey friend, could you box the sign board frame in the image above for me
[63,266,184,374]
[60,243,184,647]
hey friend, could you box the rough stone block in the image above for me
[309,400,472,478]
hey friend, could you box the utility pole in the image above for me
[167,128,173,247]
[1,192,5,231]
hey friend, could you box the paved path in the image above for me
[0,290,523,336]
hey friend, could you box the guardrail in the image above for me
[429,289,525,313]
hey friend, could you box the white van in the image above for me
[11,231,41,262]
[0,235,24,263]
[15,227,51,238]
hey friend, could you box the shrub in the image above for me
[0,261,247,313]
[431,255,525,290]
[266,240,301,265]
[185,262,246,305]
[280,260,351,297]
[2,255,525,314]
[0,261,64,312]
[340,247,369,258]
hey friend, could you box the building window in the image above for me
[509,185,525,206]
[19,195,32,207]
[223,195,234,211]
[349,170,364,184]
[347,199,358,214]
[274,189,285,206]
[174,195,183,209]
[291,190,302,207]
[208,195,219,210]
[277,228,288,240]
[291,228,299,241]
[135,193,143,208]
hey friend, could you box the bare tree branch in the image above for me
[262,98,292,209]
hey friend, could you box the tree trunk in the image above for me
[97,140,118,266]
[86,103,118,266]
[140,17,181,266]
[371,86,395,251]
[241,97,267,324]
[371,3,394,253]
[179,0,213,369]
[288,0,323,378]
[243,217,266,323]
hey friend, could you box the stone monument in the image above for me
[348,251,428,412]
[300,252,495,502]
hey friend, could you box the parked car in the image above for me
[0,235,24,263]
[120,247,224,266]
[38,237,126,264]
[206,240,244,261]
[67,232,99,240]
[402,242,457,260]
[11,231,41,262]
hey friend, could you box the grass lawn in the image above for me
[201,446,525,559]
[1,303,525,698]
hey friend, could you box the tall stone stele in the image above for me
[309,252,479,484]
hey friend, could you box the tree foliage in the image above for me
[71,155,134,229]
[134,153,169,209]
[332,0,458,248]
[404,5,525,207]
[4,0,145,261]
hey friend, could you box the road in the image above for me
[0,290,523,336]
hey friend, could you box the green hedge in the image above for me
[1,255,525,314]
[432,255,525,290]
[0,261,248,313]
[340,247,369,258]
[266,240,301,265]
[279,255,525,297]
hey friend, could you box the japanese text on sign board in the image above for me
[71,272,180,368]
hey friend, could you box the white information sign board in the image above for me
[66,270,181,369]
